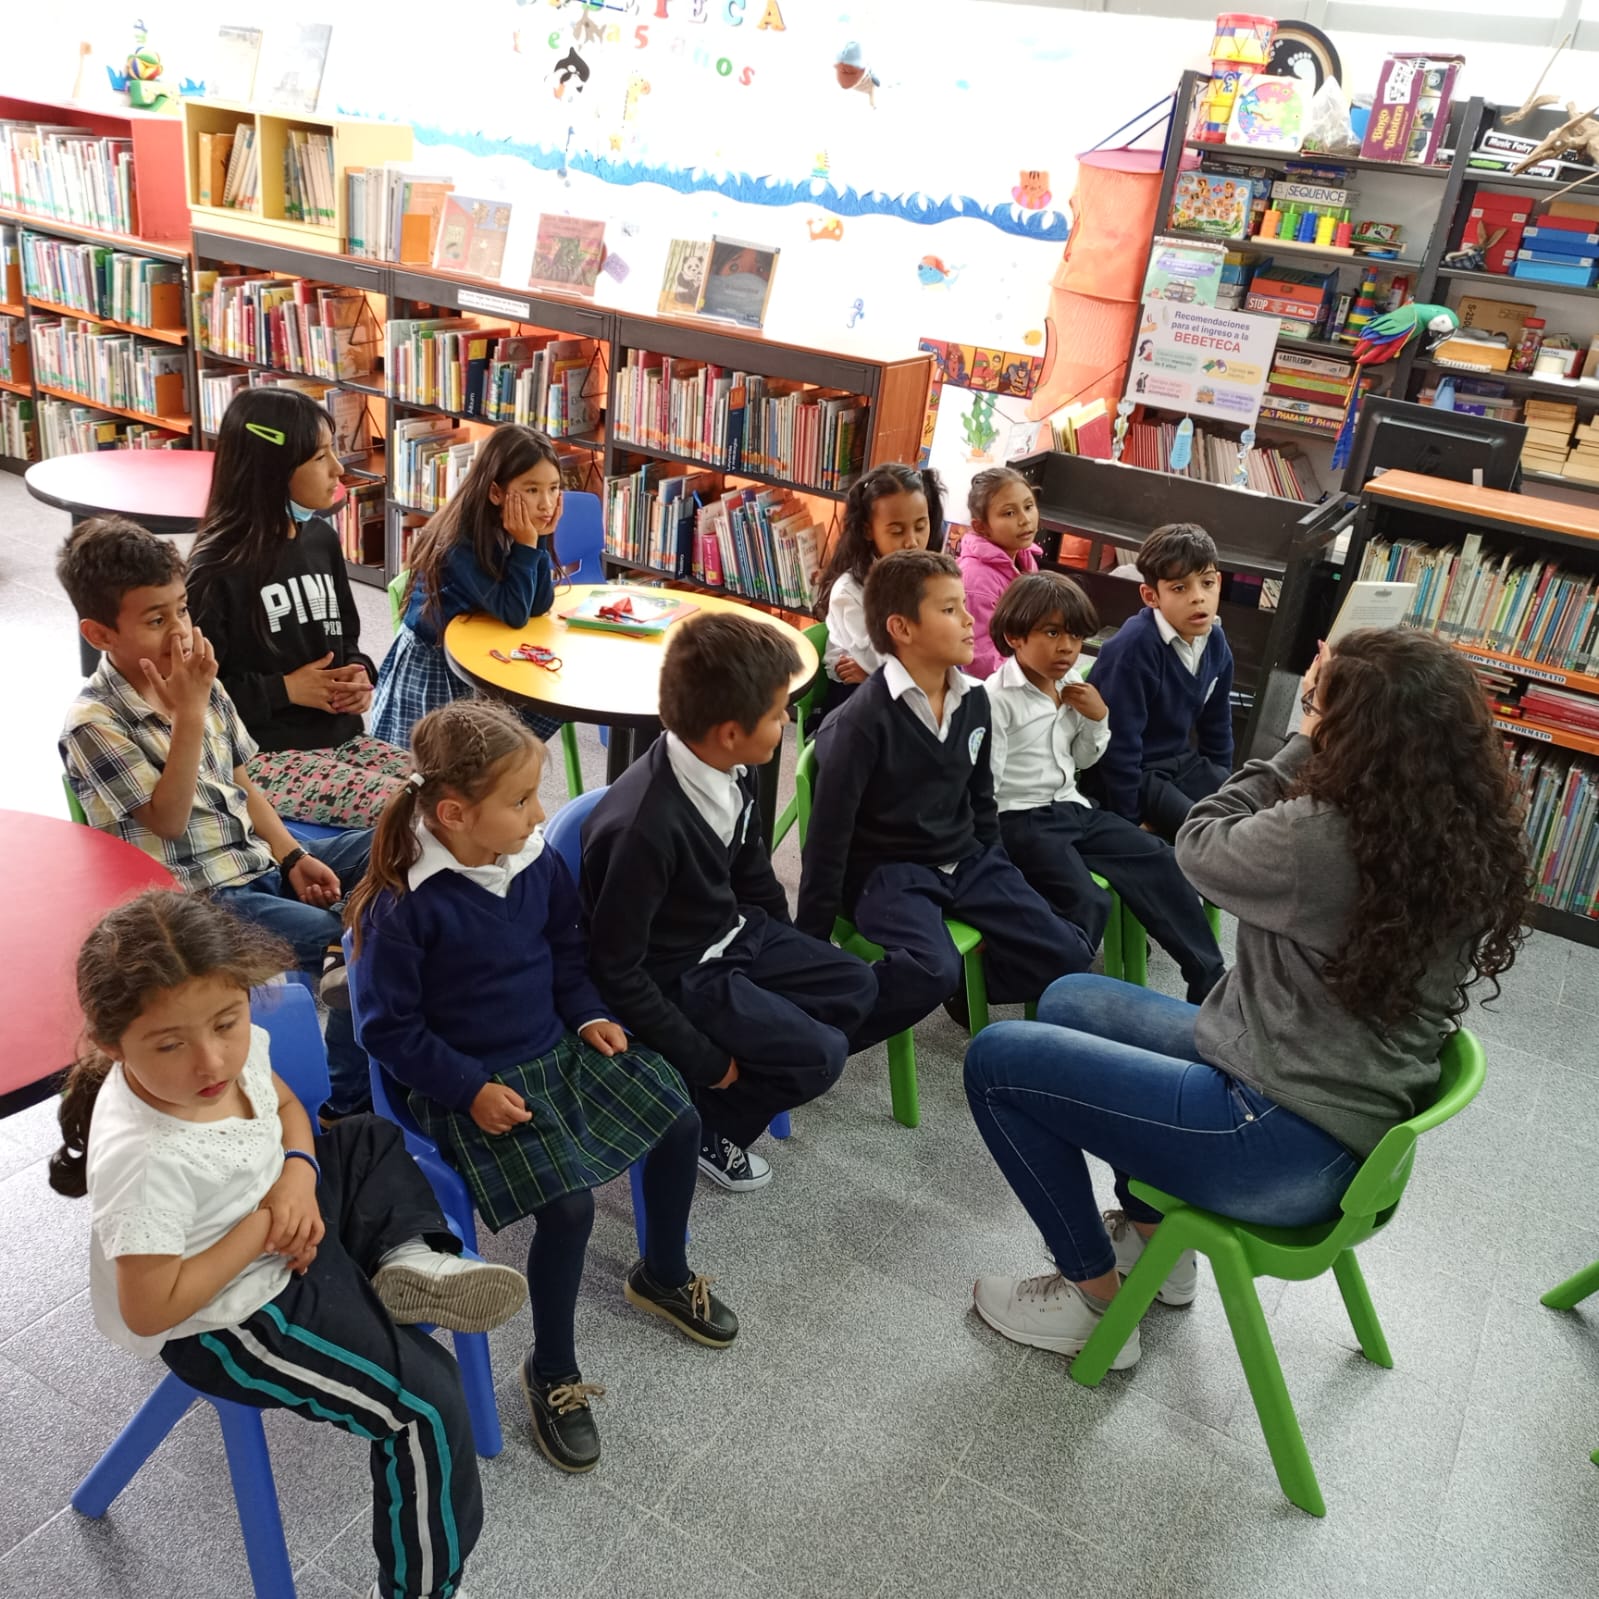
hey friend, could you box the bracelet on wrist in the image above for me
[283,1148,320,1182]
[279,846,307,876]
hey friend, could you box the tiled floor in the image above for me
[2,468,1599,1597]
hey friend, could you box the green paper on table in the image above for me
[560,587,699,636]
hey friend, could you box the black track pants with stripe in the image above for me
[161,1115,482,1599]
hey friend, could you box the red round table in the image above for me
[25,452,215,674]
[0,810,175,1115]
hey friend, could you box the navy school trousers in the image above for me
[669,907,878,1147]
[160,1116,480,1599]
[1139,750,1230,844]
[999,800,1224,1004]
[849,844,1095,1049]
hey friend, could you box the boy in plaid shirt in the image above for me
[56,517,374,1113]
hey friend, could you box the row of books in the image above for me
[392,415,479,514]
[281,130,336,227]
[19,233,184,332]
[334,481,385,567]
[193,272,379,382]
[1515,746,1599,920]
[0,315,27,385]
[36,396,183,458]
[1358,533,1599,673]
[0,393,33,461]
[612,350,867,490]
[0,121,137,235]
[384,319,599,435]
[345,168,450,263]
[1259,346,1363,437]
[216,123,262,213]
[196,367,372,452]
[31,318,189,424]
[603,463,719,577]
[1119,418,1320,501]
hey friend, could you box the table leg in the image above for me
[756,750,779,847]
[604,720,659,784]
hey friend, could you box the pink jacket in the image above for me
[958,533,1040,678]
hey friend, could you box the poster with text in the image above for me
[1125,301,1276,427]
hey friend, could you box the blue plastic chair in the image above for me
[543,791,792,1148]
[282,817,344,845]
[555,489,605,585]
[72,982,330,1599]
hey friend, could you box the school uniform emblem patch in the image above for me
[968,727,986,765]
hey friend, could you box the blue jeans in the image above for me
[963,974,1358,1282]
[213,829,374,1115]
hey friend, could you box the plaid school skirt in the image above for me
[409,1032,692,1232]
[371,623,560,749]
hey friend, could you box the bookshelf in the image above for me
[1018,449,1347,762]
[1346,469,1599,947]
[191,229,391,588]
[182,101,413,256]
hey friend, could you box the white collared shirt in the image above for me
[1152,608,1209,677]
[986,657,1112,814]
[409,815,546,899]
[665,732,749,962]
[883,656,976,742]
[823,572,884,681]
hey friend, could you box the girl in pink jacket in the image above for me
[958,467,1042,677]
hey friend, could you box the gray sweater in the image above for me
[1178,736,1461,1157]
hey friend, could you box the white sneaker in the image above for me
[372,1241,527,1333]
[972,1271,1140,1368]
[1104,1210,1199,1306]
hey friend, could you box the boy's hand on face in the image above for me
[140,627,217,723]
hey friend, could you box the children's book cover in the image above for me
[1143,237,1226,306]
[697,237,780,330]
[917,339,1042,464]
[255,23,332,115]
[1168,174,1255,239]
[658,239,710,316]
[433,196,514,282]
[560,587,699,636]
[529,216,607,298]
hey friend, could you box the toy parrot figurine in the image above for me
[1332,303,1460,470]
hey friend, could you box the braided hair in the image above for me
[344,700,544,954]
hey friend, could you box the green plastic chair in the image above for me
[793,744,1121,1127]
[772,620,830,849]
[1119,901,1224,989]
[1070,1027,1487,1518]
[390,566,585,801]
[62,772,88,824]
[1540,1260,1599,1465]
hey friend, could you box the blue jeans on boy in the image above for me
[213,828,374,1115]
[963,974,1357,1282]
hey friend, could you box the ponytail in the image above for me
[50,891,294,1199]
[816,462,947,614]
[345,700,544,957]
[49,1051,114,1198]
[920,467,947,553]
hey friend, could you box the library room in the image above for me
[2,4,1598,1597]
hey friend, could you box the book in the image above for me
[658,239,710,316]
[392,176,454,264]
[433,195,513,282]
[529,215,607,297]
[559,586,699,636]
[1142,238,1225,307]
[197,132,234,209]
[697,237,779,330]
[208,25,261,103]
[255,23,332,115]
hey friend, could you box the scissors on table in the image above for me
[489,642,563,672]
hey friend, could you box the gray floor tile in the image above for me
[1560,942,1599,1016]
[0,1290,176,1423]
[582,1513,772,1599]
[290,1565,367,1599]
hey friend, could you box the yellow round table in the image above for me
[444,584,820,829]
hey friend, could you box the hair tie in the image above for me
[407,771,426,790]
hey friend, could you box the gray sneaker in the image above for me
[1105,1210,1198,1306]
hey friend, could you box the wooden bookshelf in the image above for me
[25,295,186,344]
[183,102,413,256]
[34,382,189,436]
[0,375,29,397]
[1350,470,1599,948]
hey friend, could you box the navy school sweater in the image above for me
[353,847,614,1114]
[794,667,999,940]
[580,735,792,1088]
[403,533,555,646]
[1089,607,1235,821]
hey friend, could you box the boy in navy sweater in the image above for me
[1087,523,1234,842]
[796,549,1091,1042]
[583,614,877,1193]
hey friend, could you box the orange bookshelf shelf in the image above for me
[35,382,190,436]
[26,295,187,344]
[0,375,29,396]
[0,300,23,318]
[1456,642,1599,699]
[1492,714,1599,758]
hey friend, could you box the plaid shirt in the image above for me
[60,659,276,893]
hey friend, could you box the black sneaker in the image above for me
[623,1261,739,1348]
[697,1132,772,1192]
[520,1356,603,1473]
[319,943,350,1011]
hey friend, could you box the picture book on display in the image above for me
[697,237,779,330]
[529,216,607,297]
[255,24,332,115]
[208,25,261,103]
[560,587,699,636]
[433,196,513,282]
[659,239,710,316]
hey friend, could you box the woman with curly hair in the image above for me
[962,629,1529,1366]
